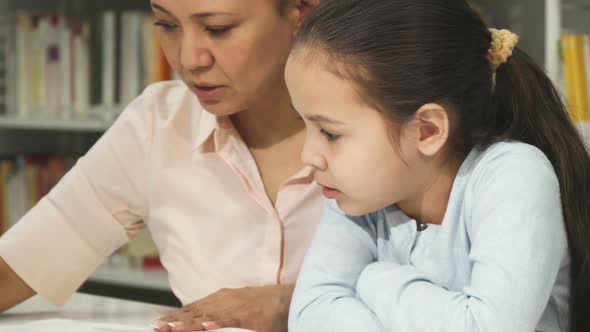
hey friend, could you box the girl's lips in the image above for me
[321,185,341,199]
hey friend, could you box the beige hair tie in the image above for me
[487,28,519,71]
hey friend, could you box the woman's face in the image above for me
[151,0,299,116]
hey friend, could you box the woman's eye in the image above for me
[205,26,233,36]
[320,129,340,142]
[153,20,178,32]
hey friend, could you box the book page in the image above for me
[0,319,256,332]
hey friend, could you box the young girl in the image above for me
[285,0,590,331]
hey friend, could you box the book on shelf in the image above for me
[0,155,75,236]
[560,33,590,139]
[0,13,12,116]
[1,9,173,121]
[113,228,163,270]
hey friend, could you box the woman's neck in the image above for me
[230,84,304,149]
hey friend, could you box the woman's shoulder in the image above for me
[141,80,204,120]
[117,80,209,140]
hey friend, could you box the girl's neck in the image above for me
[398,155,465,225]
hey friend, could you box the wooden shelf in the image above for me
[89,262,171,291]
[0,113,114,132]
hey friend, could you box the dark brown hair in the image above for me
[294,0,590,330]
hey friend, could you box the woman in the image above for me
[0,1,321,332]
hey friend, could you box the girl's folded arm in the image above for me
[289,200,385,332]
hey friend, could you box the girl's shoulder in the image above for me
[467,141,555,184]
[461,141,560,218]
[475,141,550,167]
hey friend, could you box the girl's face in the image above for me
[152,0,299,116]
[285,51,426,216]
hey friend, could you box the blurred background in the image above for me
[0,0,588,306]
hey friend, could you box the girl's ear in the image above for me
[414,103,450,157]
[288,0,321,32]
[299,0,321,20]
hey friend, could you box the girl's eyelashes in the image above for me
[320,128,340,142]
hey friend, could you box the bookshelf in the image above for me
[91,263,170,290]
[81,262,179,307]
[554,0,590,138]
[0,0,168,130]
[0,0,175,306]
[0,113,114,132]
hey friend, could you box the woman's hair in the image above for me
[293,0,590,330]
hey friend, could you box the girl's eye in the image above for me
[320,129,340,142]
[205,26,233,36]
[153,20,178,32]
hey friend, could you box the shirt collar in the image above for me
[192,110,237,153]
[193,109,218,151]
[284,165,315,185]
[192,110,315,184]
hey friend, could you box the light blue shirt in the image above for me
[289,142,569,332]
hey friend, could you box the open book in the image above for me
[0,319,256,332]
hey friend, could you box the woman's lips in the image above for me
[192,84,226,99]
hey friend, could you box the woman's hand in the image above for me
[152,284,294,332]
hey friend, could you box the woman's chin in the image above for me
[198,99,245,117]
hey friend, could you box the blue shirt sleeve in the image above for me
[288,200,385,332]
[354,147,568,332]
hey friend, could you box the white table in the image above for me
[0,293,174,327]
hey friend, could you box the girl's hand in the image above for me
[152,284,294,332]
